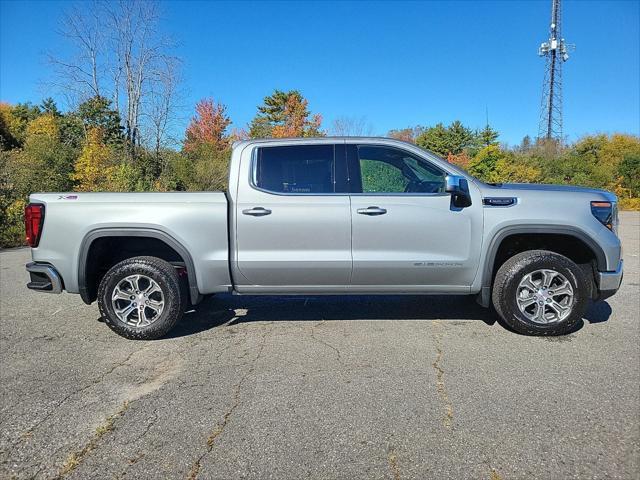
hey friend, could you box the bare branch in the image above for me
[48,1,105,98]
[49,0,182,160]
[331,116,375,136]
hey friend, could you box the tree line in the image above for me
[0,0,638,248]
[2,91,638,248]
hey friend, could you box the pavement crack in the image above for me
[53,400,130,479]
[186,324,272,480]
[12,345,151,450]
[122,409,159,447]
[431,321,454,430]
[309,322,344,366]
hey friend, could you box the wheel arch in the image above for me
[478,225,606,307]
[78,228,200,306]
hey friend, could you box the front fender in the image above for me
[475,224,609,307]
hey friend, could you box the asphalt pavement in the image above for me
[1,212,638,480]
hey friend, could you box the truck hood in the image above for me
[480,182,617,201]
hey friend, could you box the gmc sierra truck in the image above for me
[25,137,623,339]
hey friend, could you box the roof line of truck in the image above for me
[231,136,415,149]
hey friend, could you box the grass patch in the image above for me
[55,401,129,479]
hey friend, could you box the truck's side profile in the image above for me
[25,137,623,339]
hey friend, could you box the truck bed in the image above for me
[29,192,231,298]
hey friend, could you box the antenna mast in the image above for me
[537,0,574,142]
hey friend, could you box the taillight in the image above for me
[25,203,45,247]
[591,201,613,231]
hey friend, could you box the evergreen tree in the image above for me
[249,90,323,138]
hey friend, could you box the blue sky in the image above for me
[1,0,638,145]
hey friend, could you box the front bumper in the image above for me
[26,262,63,294]
[596,259,623,300]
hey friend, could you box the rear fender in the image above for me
[78,228,201,305]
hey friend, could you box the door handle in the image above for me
[357,206,387,216]
[242,207,272,216]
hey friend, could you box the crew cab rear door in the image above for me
[347,143,482,292]
[234,142,352,292]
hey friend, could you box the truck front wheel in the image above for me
[97,256,185,340]
[492,250,589,336]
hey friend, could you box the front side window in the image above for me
[255,145,335,193]
[357,146,445,194]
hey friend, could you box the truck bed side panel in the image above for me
[29,192,231,295]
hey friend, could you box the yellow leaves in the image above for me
[0,103,20,141]
[603,134,640,159]
[619,197,640,210]
[6,198,26,232]
[0,102,14,132]
[26,114,59,141]
[72,127,113,191]
[495,158,543,183]
[468,145,543,184]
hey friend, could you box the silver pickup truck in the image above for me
[25,137,623,339]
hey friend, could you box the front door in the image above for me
[348,144,482,292]
[235,143,352,291]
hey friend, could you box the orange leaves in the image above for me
[271,95,322,138]
[249,90,324,138]
[183,99,231,152]
[447,151,471,169]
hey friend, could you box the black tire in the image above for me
[97,256,185,340]
[492,250,589,336]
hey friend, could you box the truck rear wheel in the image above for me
[97,256,185,340]
[492,250,589,336]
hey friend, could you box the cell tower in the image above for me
[537,0,574,142]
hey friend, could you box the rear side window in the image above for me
[254,145,335,194]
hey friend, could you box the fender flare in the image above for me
[477,225,607,307]
[78,228,201,305]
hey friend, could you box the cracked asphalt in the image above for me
[1,212,638,480]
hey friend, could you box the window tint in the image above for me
[255,145,335,193]
[357,146,445,194]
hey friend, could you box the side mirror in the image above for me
[445,175,472,208]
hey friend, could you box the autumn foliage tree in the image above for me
[175,99,233,191]
[8,113,76,197]
[249,90,323,138]
[72,127,113,191]
[184,99,231,152]
[387,126,425,144]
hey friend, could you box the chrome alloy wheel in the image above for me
[111,274,165,327]
[516,269,574,324]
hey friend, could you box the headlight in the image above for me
[591,201,617,234]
